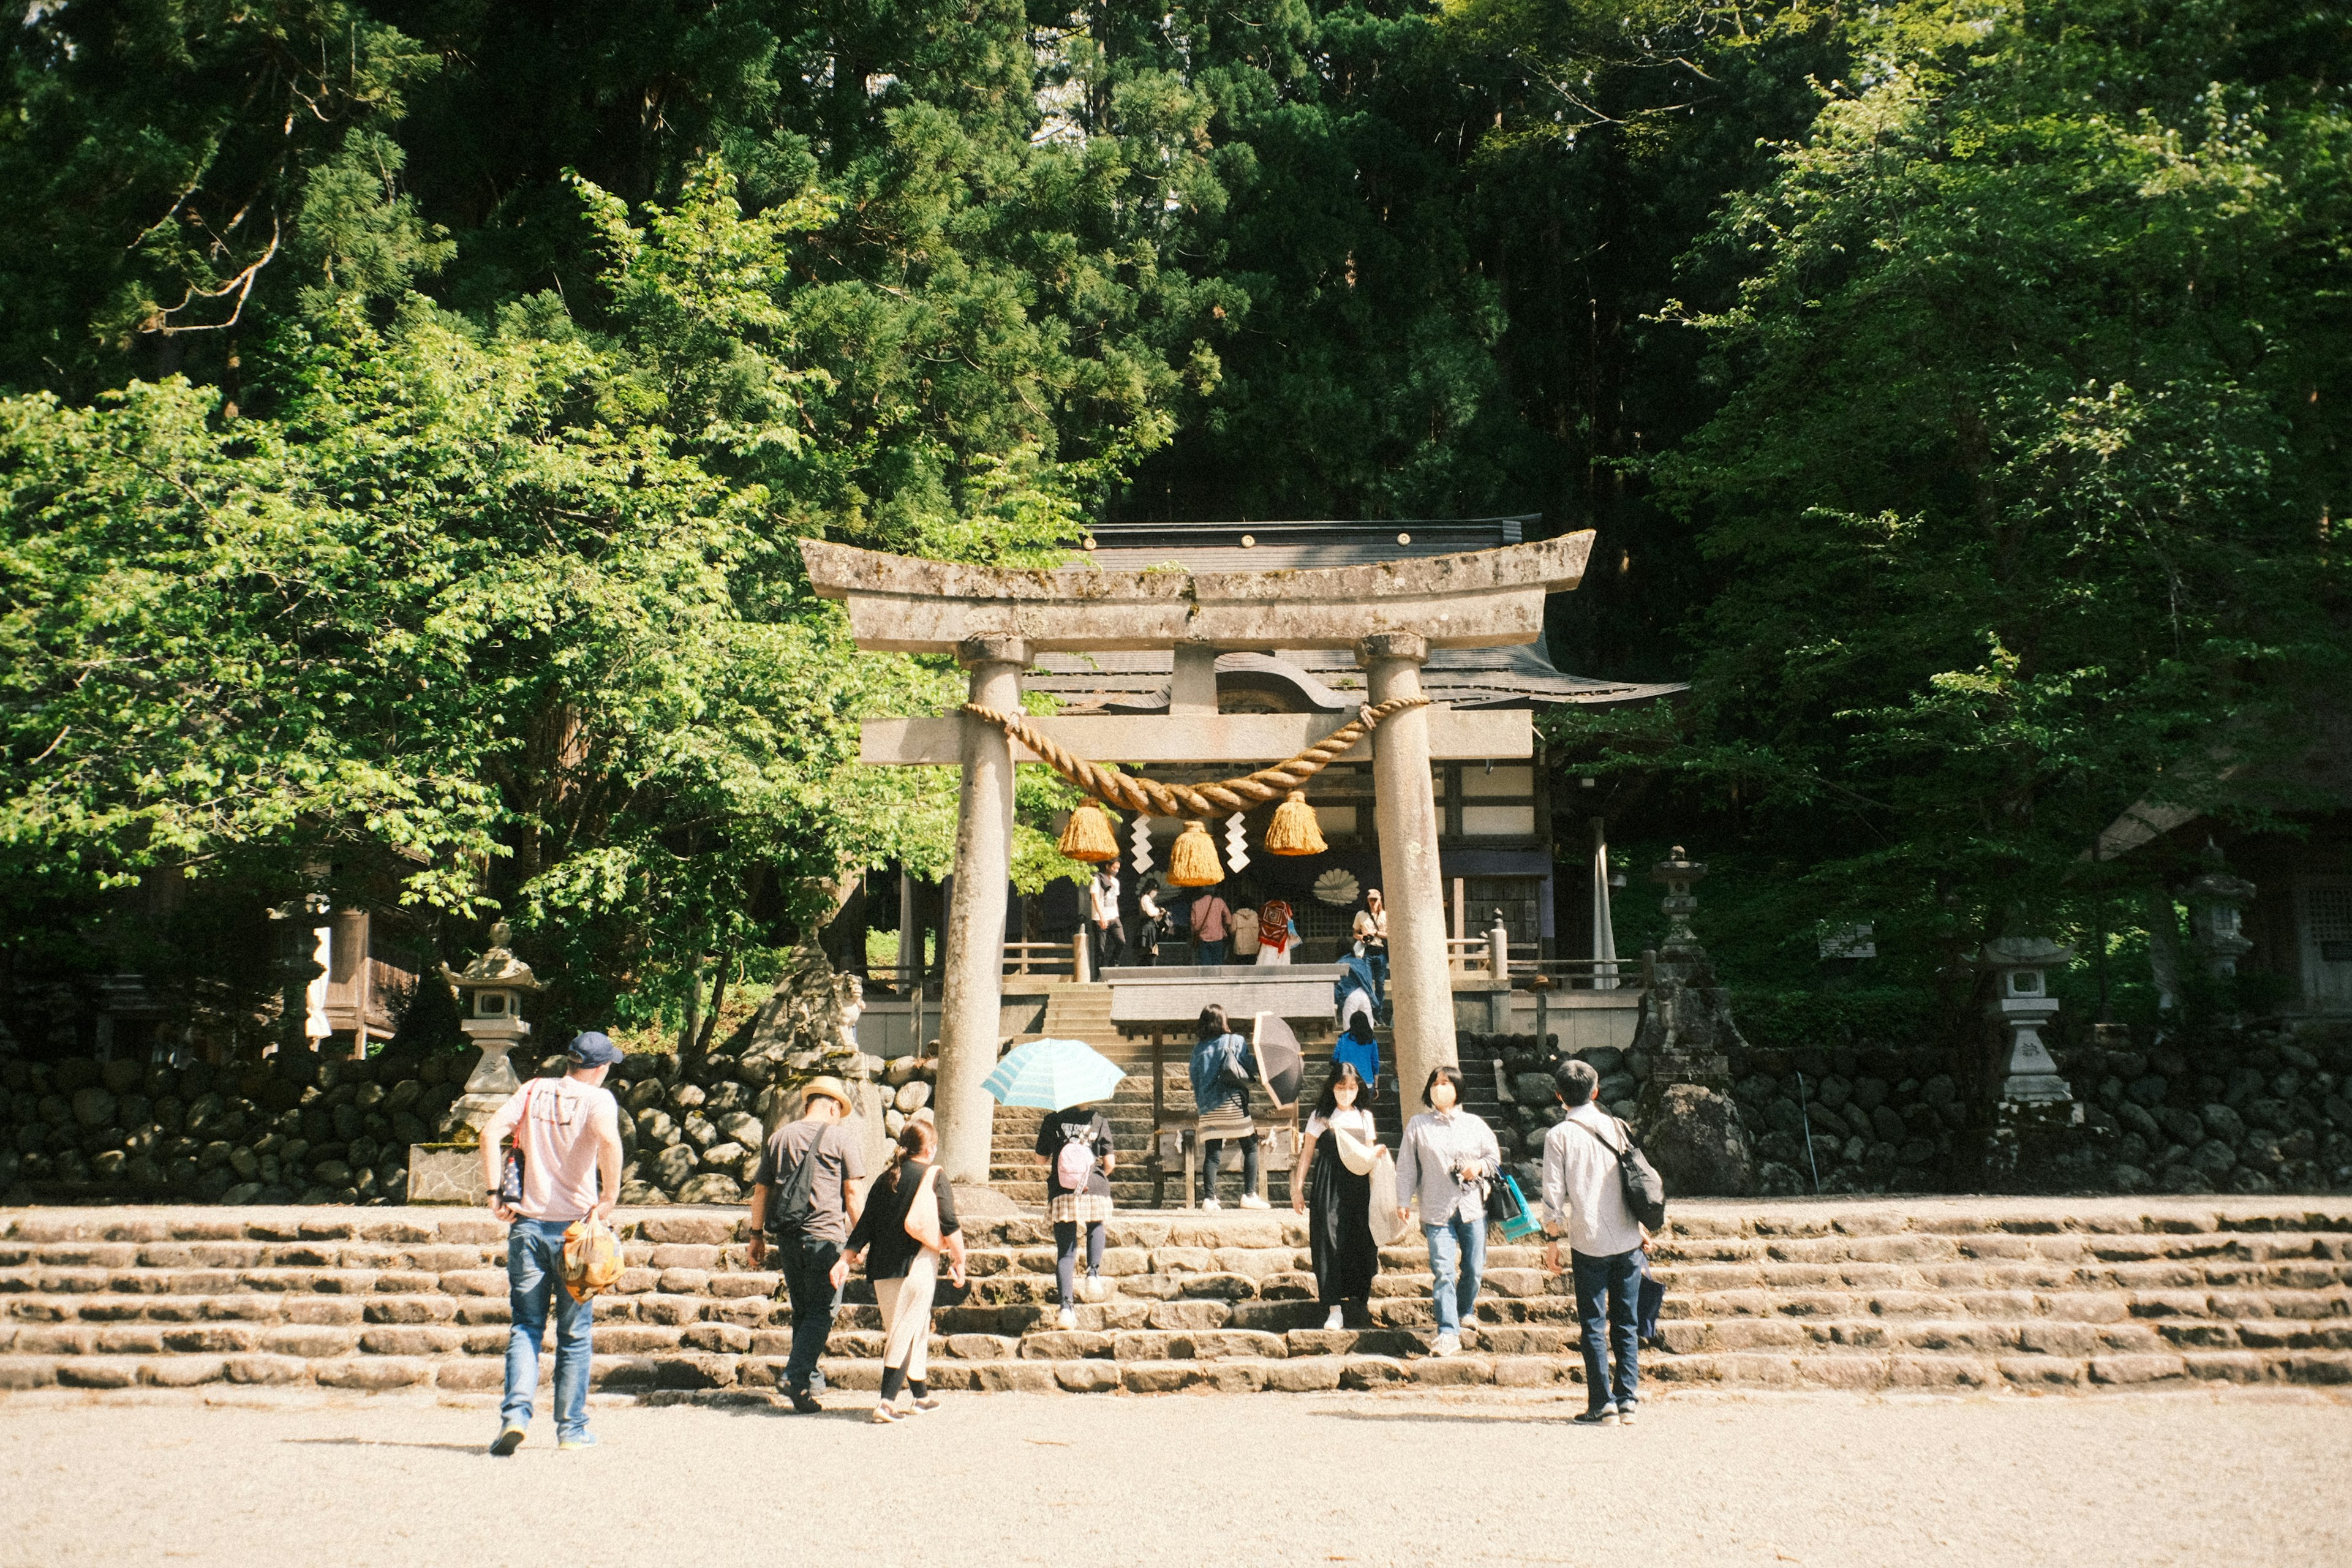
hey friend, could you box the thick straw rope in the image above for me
[962,698,1430,820]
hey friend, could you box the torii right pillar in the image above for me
[1360,632,1457,1098]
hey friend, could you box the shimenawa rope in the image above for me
[960,698,1430,820]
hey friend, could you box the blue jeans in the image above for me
[1197,938,1229,965]
[1572,1246,1642,1412]
[775,1230,843,1394]
[1422,1213,1487,1336]
[503,1219,592,1439]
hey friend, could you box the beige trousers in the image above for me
[875,1248,938,1382]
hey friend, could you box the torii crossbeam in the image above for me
[802,533,1595,1189]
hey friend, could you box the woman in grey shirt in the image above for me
[1392,1065,1501,1357]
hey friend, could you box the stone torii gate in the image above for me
[802,532,1596,1188]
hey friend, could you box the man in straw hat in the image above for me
[748,1076,867,1412]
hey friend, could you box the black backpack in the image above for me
[1577,1117,1667,1231]
[764,1126,827,1235]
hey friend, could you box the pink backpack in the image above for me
[1056,1131,1096,1189]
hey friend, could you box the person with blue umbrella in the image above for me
[986,1038,1126,1330]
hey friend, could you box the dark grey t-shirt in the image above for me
[753,1120,868,1243]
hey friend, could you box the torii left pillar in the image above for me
[935,635,1030,1187]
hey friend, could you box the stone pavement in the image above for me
[1,1385,2346,1567]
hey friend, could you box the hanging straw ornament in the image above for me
[1057,799,1120,863]
[1264,790,1327,856]
[1167,820,1225,886]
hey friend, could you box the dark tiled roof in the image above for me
[1030,519,1686,710]
[1072,517,1533,574]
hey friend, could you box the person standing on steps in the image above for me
[1035,1096,1116,1328]
[1089,864,1126,969]
[746,1076,867,1413]
[1189,887,1234,966]
[1292,1060,1381,1330]
[1352,888,1389,1013]
[482,1031,626,1456]
[1542,1058,1645,1427]
[1255,899,1298,966]
[1134,878,1169,967]
[1331,1011,1381,1102]
[846,1117,966,1423]
[1393,1065,1500,1357]
[1191,1004,1268,1209]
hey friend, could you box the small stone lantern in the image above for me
[439,919,541,1136]
[2185,840,2256,979]
[1977,937,2078,1110]
[1653,846,1705,954]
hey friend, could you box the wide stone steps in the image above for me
[4,1200,2346,1397]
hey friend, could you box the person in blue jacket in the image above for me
[1189,1004,1267,1209]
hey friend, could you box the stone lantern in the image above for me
[2185,840,2256,980]
[1977,937,2079,1110]
[440,920,540,1133]
[407,921,540,1204]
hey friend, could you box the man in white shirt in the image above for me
[1540,1058,1643,1425]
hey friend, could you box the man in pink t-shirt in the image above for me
[480,1031,624,1455]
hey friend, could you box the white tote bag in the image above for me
[1367,1148,1407,1246]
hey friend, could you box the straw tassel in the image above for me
[1057,799,1120,862]
[1166,820,1225,886]
[1263,790,1327,856]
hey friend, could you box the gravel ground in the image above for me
[2,1387,2346,1568]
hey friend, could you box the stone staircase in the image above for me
[4,1198,2346,1398]
[1037,984,1118,1052]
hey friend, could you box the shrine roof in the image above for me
[1071,517,1538,573]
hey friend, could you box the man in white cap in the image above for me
[482,1030,625,1455]
[748,1076,867,1412]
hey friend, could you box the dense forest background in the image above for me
[1,0,2345,1050]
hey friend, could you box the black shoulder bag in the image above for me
[1577,1116,1667,1231]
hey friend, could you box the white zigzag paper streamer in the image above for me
[1130,815,1154,876]
[1224,812,1250,873]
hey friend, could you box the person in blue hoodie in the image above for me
[1189,1004,1267,1209]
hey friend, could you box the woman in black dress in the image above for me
[1292,1060,1382,1331]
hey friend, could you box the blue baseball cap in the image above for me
[567,1031,624,1067]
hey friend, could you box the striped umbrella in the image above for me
[982,1037,1126,1111]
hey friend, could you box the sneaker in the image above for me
[557,1433,597,1450]
[1615,1403,1637,1426]
[1430,1333,1461,1357]
[1239,1194,1270,1210]
[1200,1197,1221,1211]
[1573,1406,1619,1427]
[489,1423,526,1457]
[789,1391,823,1415]
[869,1406,900,1425]
[1322,1306,1345,1332]
[1080,1271,1106,1303]
[910,1395,942,1412]
[1055,1306,1077,1329]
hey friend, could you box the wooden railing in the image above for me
[1002,940,1077,979]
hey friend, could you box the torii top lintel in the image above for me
[798,533,1596,655]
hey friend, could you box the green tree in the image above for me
[1596,0,2351,989]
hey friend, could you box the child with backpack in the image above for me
[1035,1099,1115,1329]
